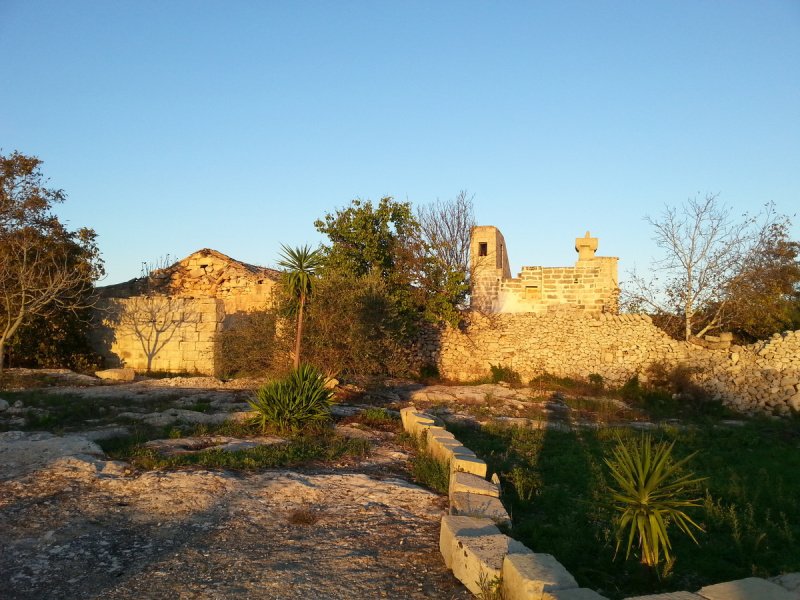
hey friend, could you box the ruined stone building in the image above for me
[92,249,280,374]
[469,226,619,314]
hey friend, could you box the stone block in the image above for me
[502,551,578,599]
[448,525,528,595]
[450,470,500,498]
[400,406,417,432]
[624,592,703,600]
[450,491,511,527]
[439,515,498,569]
[409,413,436,437]
[429,437,463,464]
[450,454,488,478]
[543,589,610,600]
[95,368,136,382]
[697,577,798,600]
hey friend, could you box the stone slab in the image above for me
[450,491,511,527]
[770,573,800,593]
[543,589,610,600]
[95,367,136,382]
[439,515,498,569]
[624,593,703,600]
[450,470,500,498]
[502,551,578,600]
[698,577,798,600]
[450,454,488,478]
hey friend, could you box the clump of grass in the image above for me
[399,431,450,494]
[350,407,400,432]
[490,364,522,386]
[411,452,450,494]
[108,432,370,471]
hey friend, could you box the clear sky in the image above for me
[1,1,798,285]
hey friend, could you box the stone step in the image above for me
[450,491,511,527]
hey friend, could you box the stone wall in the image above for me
[419,310,800,415]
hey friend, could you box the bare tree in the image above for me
[417,190,476,275]
[624,194,787,341]
[0,152,102,374]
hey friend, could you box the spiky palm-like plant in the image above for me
[277,244,324,369]
[605,433,705,568]
[248,364,333,434]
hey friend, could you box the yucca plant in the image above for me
[248,365,333,434]
[604,433,705,568]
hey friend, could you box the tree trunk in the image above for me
[0,339,5,375]
[293,293,306,369]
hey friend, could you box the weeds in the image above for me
[490,364,522,386]
[108,433,370,471]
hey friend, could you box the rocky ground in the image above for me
[0,369,728,600]
[0,370,473,600]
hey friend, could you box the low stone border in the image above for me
[400,406,800,600]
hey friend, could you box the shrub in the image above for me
[604,433,705,568]
[588,373,604,389]
[419,362,440,381]
[620,375,643,401]
[249,365,334,434]
[214,309,284,379]
[490,363,522,386]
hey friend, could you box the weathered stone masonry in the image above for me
[470,227,618,314]
[91,249,279,374]
[418,311,800,415]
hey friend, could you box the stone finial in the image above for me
[575,231,599,260]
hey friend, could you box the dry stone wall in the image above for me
[418,310,800,415]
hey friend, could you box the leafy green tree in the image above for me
[0,152,103,374]
[314,197,426,337]
[278,244,324,369]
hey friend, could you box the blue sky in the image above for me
[1,1,798,284]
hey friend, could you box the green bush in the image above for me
[214,310,284,379]
[249,365,334,434]
[604,433,705,568]
[490,363,522,386]
[419,363,441,380]
[588,373,604,388]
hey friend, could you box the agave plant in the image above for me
[604,433,705,568]
[249,365,333,434]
